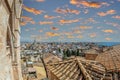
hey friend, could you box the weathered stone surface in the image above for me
[0,4,13,80]
[7,0,14,8]
[0,0,23,80]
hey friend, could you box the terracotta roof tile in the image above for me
[46,57,106,80]
[96,45,120,72]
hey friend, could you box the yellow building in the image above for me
[0,0,22,80]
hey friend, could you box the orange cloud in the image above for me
[70,0,109,8]
[77,35,83,38]
[112,15,120,20]
[59,19,80,24]
[67,35,74,38]
[36,0,45,2]
[39,21,53,25]
[22,16,33,21]
[30,21,35,24]
[46,32,60,37]
[105,38,112,41]
[102,29,114,33]
[89,33,96,38]
[80,1,101,8]
[68,8,80,15]
[20,21,27,26]
[70,0,78,5]
[21,16,35,26]
[55,8,80,15]
[97,10,116,16]
[79,26,92,29]
[23,5,44,15]
[44,15,60,19]
[51,27,59,30]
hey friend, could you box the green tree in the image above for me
[63,49,67,59]
[66,49,71,57]
[76,49,80,56]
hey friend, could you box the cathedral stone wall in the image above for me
[0,0,22,80]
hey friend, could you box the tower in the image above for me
[0,0,23,80]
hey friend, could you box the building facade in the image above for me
[0,0,22,80]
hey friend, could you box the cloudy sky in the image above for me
[21,0,120,42]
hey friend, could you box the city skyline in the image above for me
[21,0,120,42]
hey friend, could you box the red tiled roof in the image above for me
[46,57,106,80]
[96,45,120,72]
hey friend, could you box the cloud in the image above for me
[112,15,120,20]
[21,16,35,26]
[102,29,114,33]
[36,0,45,2]
[79,1,101,8]
[73,30,82,34]
[68,8,80,15]
[105,37,112,41]
[22,16,33,21]
[67,35,74,38]
[39,30,43,32]
[55,8,80,15]
[89,33,96,38]
[76,35,83,38]
[87,18,96,23]
[39,21,53,25]
[85,18,97,24]
[44,15,61,19]
[22,5,44,15]
[50,27,59,30]
[31,35,48,41]
[59,19,80,24]
[97,10,116,16]
[25,28,36,31]
[82,18,97,24]
[46,32,60,37]
[62,32,72,36]
[20,22,27,26]
[106,22,120,28]
[79,26,92,29]
[70,0,109,8]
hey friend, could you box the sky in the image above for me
[21,0,120,42]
